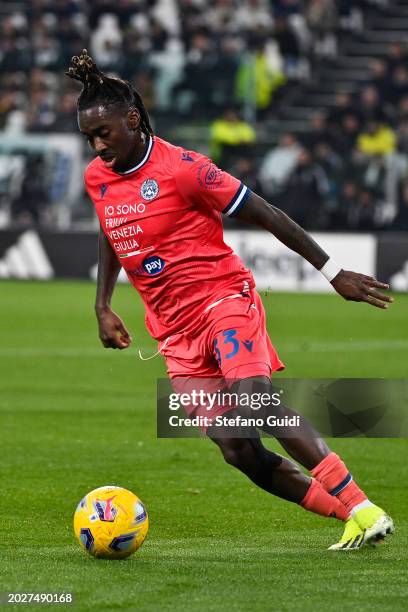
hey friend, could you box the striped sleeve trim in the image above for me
[222,182,250,217]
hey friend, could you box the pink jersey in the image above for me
[84,136,254,340]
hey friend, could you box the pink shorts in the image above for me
[160,290,285,419]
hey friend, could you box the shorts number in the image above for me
[214,329,239,365]
[214,339,222,365]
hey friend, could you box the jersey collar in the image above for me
[116,136,154,175]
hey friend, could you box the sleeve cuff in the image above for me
[222,182,250,217]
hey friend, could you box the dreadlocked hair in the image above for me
[65,49,153,136]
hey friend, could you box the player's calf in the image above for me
[231,376,330,469]
[210,433,349,521]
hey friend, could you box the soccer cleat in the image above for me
[353,504,395,546]
[328,517,364,551]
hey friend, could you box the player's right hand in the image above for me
[331,270,394,309]
[96,308,132,349]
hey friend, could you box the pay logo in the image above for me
[142,255,165,275]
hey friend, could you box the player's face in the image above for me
[78,105,142,172]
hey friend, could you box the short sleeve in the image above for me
[174,152,251,217]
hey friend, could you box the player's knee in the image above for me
[217,439,251,469]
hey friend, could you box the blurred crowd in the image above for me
[1,0,408,231]
[219,45,408,232]
[0,0,371,130]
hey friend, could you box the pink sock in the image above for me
[300,478,349,521]
[311,452,368,514]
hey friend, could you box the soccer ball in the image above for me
[73,486,149,559]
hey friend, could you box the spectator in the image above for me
[235,38,286,112]
[233,156,264,195]
[281,147,330,228]
[131,71,156,113]
[348,189,377,231]
[337,0,363,32]
[50,0,81,21]
[368,59,389,102]
[0,91,18,129]
[302,113,331,149]
[258,132,301,197]
[387,66,408,107]
[305,0,338,59]
[33,31,61,70]
[331,180,359,230]
[328,91,353,128]
[390,181,408,230]
[272,0,302,18]
[150,18,169,52]
[206,0,233,33]
[210,36,241,110]
[332,112,360,155]
[313,140,343,199]
[397,118,408,155]
[122,28,145,80]
[88,0,141,30]
[11,155,48,225]
[273,16,301,74]
[173,32,219,116]
[209,107,256,165]
[385,42,406,75]
[0,21,31,72]
[356,85,386,123]
[57,16,87,67]
[90,14,122,68]
[26,88,56,132]
[52,91,78,132]
[357,119,397,157]
[397,95,408,123]
[178,1,208,50]
[234,0,274,32]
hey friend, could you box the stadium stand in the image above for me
[0,0,408,231]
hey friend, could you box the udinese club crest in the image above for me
[141,179,159,201]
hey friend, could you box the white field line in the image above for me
[0,339,407,358]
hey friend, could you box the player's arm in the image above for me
[236,192,393,309]
[95,228,132,349]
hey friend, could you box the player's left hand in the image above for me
[331,270,394,309]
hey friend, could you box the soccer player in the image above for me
[67,51,394,551]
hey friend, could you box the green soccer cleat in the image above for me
[328,517,364,551]
[352,504,395,546]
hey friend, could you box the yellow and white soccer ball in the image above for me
[73,486,149,559]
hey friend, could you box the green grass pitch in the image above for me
[1,280,407,611]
